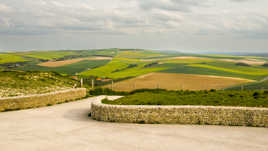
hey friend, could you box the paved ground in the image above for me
[0,96,267,151]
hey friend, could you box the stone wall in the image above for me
[0,88,87,112]
[91,99,268,127]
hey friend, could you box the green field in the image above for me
[115,50,166,59]
[21,51,76,60]
[17,60,110,75]
[79,59,166,79]
[227,79,268,90]
[196,54,246,60]
[189,63,268,76]
[0,53,29,64]
[158,63,264,80]
[103,89,268,107]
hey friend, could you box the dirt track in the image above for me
[0,96,267,151]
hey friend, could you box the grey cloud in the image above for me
[138,0,207,12]
[230,0,249,2]
[0,0,267,52]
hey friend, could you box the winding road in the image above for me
[0,96,267,151]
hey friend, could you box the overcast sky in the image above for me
[0,0,268,53]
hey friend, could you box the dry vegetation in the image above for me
[0,71,78,97]
[38,57,112,67]
[104,72,254,91]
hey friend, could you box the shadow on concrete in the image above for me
[63,108,92,122]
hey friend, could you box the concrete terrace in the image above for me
[0,96,267,151]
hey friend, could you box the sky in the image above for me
[0,0,268,53]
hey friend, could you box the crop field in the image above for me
[115,50,166,59]
[21,51,76,60]
[161,57,214,64]
[103,72,253,91]
[158,63,264,80]
[196,54,246,60]
[188,63,268,76]
[79,59,166,79]
[38,57,112,67]
[17,60,110,75]
[0,53,29,64]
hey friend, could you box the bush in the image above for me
[263,63,268,67]
[89,88,128,96]
[236,62,250,67]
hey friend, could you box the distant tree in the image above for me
[262,63,268,67]
[236,62,250,67]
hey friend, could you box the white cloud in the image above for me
[0,0,267,52]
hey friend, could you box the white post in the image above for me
[80,78,83,87]
[111,80,114,90]
[91,79,94,89]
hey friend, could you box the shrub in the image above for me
[236,62,251,66]
[89,88,128,96]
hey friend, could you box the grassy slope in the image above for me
[0,71,78,97]
[103,90,268,107]
[0,53,29,64]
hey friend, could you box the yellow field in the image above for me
[104,73,254,91]
[38,57,112,67]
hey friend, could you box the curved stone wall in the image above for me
[0,88,87,112]
[91,99,268,127]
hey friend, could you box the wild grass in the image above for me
[0,70,78,97]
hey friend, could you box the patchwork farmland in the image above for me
[1,49,268,91]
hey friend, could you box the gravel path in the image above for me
[0,96,267,151]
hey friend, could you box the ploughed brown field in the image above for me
[38,57,112,67]
[104,72,254,91]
